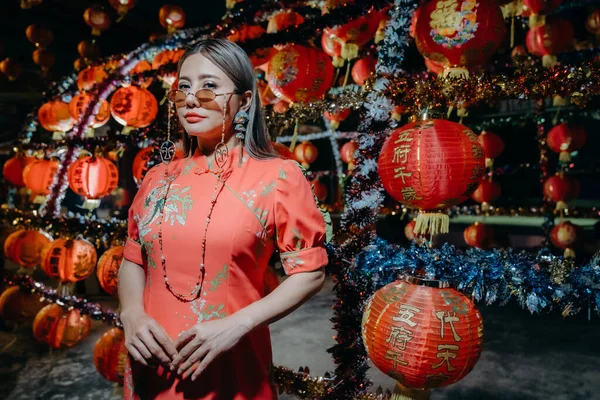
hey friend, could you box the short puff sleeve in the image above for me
[274,160,329,275]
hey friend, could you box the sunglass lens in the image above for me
[196,89,216,102]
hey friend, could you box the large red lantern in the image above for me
[33,304,91,349]
[38,100,74,132]
[267,44,334,104]
[77,66,108,91]
[110,86,158,129]
[378,119,485,235]
[471,179,501,207]
[0,286,45,323]
[96,246,124,297]
[294,141,319,169]
[68,156,119,205]
[478,130,504,167]
[83,6,112,36]
[543,174,579,209]
[69,93,110,128]
[414,0,505,75]
[550,221,582,258]
[159,5,186,33]
[3,155,35,187]
[362,278,483,390]
[23,159,58,196]
[4,229,53,268]
[132,147,156,185]
[547,123,587,162]
[351,56,377,86]
[40,238,97,283]
[526,18,574,67]
[464,221,494,249]
[340,140,359,171]
[267,11,305,33]
[94,328,127,384]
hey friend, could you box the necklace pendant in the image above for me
[214,142,229,169]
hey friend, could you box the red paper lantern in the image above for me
[362,278,483,389]
[25,24,53,48]
[321,32,343,65]
[4,229,53,268]
[32,49,55,70]
[0,58,23,81]
[227,25,265,43]
[267,44,334,104]
[543,174,579,205]
[547,122,587,162]
[378,119,485,234]
[69,93,110,128]
[273,142,297,161]
[249,47,277,70]
[294,141,319,169]
[109,0,136,18]
[23,159,59,196]
[340,140,359,170]
[33,304,91,349]
[471,179,501,205]
[464,222,494,248]
[77,66,108,92]
[97,246,123,297]
[132,147,155,185]
[68,156,119,200]
[550,221,582,255]
[3,155,35,187]
[478,130,504,160]
[351,57,377,86]
[129,60,153,88]
[38,100,74,132]
[526,18,574,66]
[0,286,44,323]
[40,238,98,283]
[94,327,127,384]
[110,86,158,128]
[83,6,111,36]
[267,11,305,33]
[77,40,101,61]
[324,108,351,130]
[414,0,505,73]
[586,10,600,35]
[159,5,186,33]
[311,179,328,202]
[152,49,185,86]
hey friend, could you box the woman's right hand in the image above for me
[121,308,177,366]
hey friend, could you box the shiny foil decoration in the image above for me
[0,286,45,323]
[94,327,127,384]
[40,238,98,283]
[33,303,91,349]
[4,229,53,269]
[38,100,74,132]
[414,0,505,74]
[96,246,124,297]
[23,159,59,196]
[463,221,494,249]
[362,278,484,389]
[109,86,158,129]
[67,156,119,200]
[267,44,334,104]
[77,66,109,92]
[3,155,35,187]
[69,93,111,129]
[547,122,587,162]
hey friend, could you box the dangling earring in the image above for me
[213,94,232,170]
[234,109,249,167]
[160,103,176,164]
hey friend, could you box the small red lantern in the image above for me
[40,238,98,283]
[68,156,119,201]
[83,6,112,36]
[4,229,53,268]
[0,286,45,323]
[3,155,35,187]
[33,304,91,349]
[273,142,297,161]
[23,159,59,196]
[586,10,600,36]
[0,58,23,81]
[362,278,483,390]
[523,0,563,25]
[543,174,579,209]
[77,66,108,92]
[267,44,334,104]
[32,48,55,71]
[129,60,153,88]
[340,140,359,171]
[110,86,158,129]
[267,11,305,33]
[77,40,101,61]
[94,327,127,384]
[294,141,319,169]
[415,0,505,75]
[132,147,156,185]
[547,122,587,162]
[69,93,110,128]
[25,24,53,48]
[109,0,136,19]
[550,221,582,258]
[478,130,504,167]
[526,18,574,67]
[96,246,124,297]
[378,119,485,235]
[311,179,328,203]
[227,25,265,43]
[471,179,501,207]
[351,57,377,86]
[464,221,494,249]
[324,108,351,131]
[159,5,186,33]
[38,100,74,132]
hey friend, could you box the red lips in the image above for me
[184,112,206,123]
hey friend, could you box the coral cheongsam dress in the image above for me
[122,146,330,399]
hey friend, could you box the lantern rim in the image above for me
[404,275,454,289]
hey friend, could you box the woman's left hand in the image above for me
[170,315,253,381]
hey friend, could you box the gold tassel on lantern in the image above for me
[564,248,576,259]
[414,212,450,236]
[391,382,430,400]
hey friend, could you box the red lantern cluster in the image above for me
[132,147,155,185]
[94,328,127,384]
[471,179,501,208]
[324,108,351,131]
[478,130,504,167]
[526,18,574,67]
[362,278,484,389]
[77,66,108,92]
[0,286,45,323]
[267,11,305,33]
[33,304,91,349]
[351,56,377,86]
[311,179,328,203]
[272,142,297,162]
[40,238,97,283]
[547,123,587,162]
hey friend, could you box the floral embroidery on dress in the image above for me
[208,265,228,291]
[190,298,227,323]
[280,252,305,273]
[241,189,258,208]
[261,180,276,196]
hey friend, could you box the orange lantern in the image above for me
[77,66,108,91]
[324,108,351,130]
[294,141,319,169]
[351,57,377,86]
[0,286,45,323]
[0,58,23,81]
[33,304,91,349]
[77,40,101,61]
[25,24,53,48]
[159,5,186,33]
[83,6,112,36]
[471,179,501,209]
[464,222,494,249]
[3,155,35,187]
[94,328,127,384]
[267,44,334,104]
[23,159,59,196]
[362,278,483,390]
[69,93,110,128]
[4,229,53,268]
[109,0,136,19]
[96,246,124,297]
[340,140,359,171]
[110,86,158,129]
[32,49,55,72]
[586,10,600,36]
[478,130,504,168]
[547,123,587,162]
[73,58,90,72]
[543,174,579,210]
[68,156,119,201]
[129,60,153,88]
[267,11,305,33]
[311,179,328,202]
[227,25,265,43]
[415,0,506,76]
[526,18,574,67]
[40,238,97,283]
[273,142,297,161]
[132,147,156,185]
[378,119,485,235]
[38,100,74,132]
[550,221,582,258]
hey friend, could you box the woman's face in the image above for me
[176,53,244,146]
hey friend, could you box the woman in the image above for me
[118,38,329,399]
